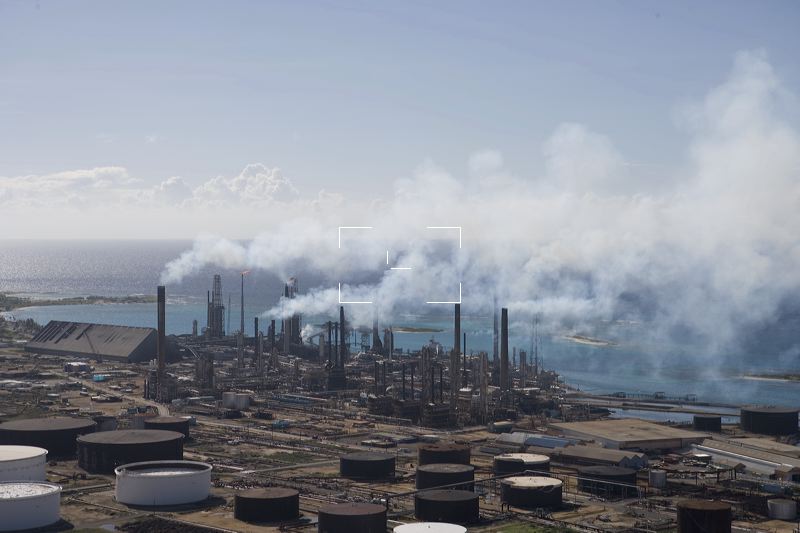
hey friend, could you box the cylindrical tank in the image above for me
[0,417,96,458]
[222,392,236,408]
[394,524,467,533]
[414,490,479,524]
[577,466,637,497]
[234,488,300,522]
[693,415,722,432]
[767,499,797,521]
[93,415,119,432]
[77,429,184,474]
[500,476,562,508]
[114,460,211,506]
[0,481,61,531]
[740,407,799,436]
[416,463,475,490]
[493,453,550,475]
[318,502,387,533]
[234,393,250,410]
[340,452,395,480]
[0,446,47,482]
[649,469,667,488]
[418,443,471,466]
[677,500,731,533]
[143,416,191,438]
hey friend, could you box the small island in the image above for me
[1,292,156,312]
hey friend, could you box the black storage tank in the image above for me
[416,463,475,490]
[677,500,731,533]
[77,429,184,473]
[740,407,798,436]
[414,490,479,524]
[234,488,299,522]
[340,452,395,480]
[318,502,386,533]
[577,465,638,497]
[693,415,722,432]
[0,417,96,458]
[501,476,563,508]
[143,416,191,438]
[418,443,471,466]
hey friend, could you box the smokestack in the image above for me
[254,316,259,346]
[157,285,166,402]
[327,321,333,366]
[454,303,461,356]
[501,307,509,392]
[269,319,276,350]
[339,306,346,367]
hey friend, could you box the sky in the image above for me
[1,0,798,238]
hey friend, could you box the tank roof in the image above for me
[0,482,60,500]
[237,487,298,499]
[495,453,549,463]
[678,499,731,511]
[0,445,48,461]
[78,429,183,445]
[319,502,386,516]
[501,476,563,489]
[741,406,799,414]
[115,460,211,476]
[0,417,95,432]
[416,489,478,502]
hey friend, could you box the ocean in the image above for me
[2,239,798,407]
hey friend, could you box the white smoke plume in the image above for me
[160,51,800,363]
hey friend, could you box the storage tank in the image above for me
[234,488,300,522]
[577,466,638,497]
[92,415,119,432]
[414,490,479,524]
[394,524,466,533]
[234,393,250,410]
[77,429,184,474]
[418,443,471,466]
[318,502,386,533]
[500,476,562,508]
[115,460,211,506]
[222,391,236,408]
[0,417,96,458]
[143,416,191,438]
[649,469,667,488]
[767,499,797,521]
[416,463,475,490]
[493,453,550,475]
[693,415,722,432]
[677,500,731,533]
[0,481,61,531]
[340,452,395,480]
[740,406,799,436]
[0,446,47,482]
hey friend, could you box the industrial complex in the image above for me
[0,274,798,533]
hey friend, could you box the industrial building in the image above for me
[551,418,707,451]
[26,321,157,363]
[691,439,800,481]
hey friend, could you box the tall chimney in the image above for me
[254,316,259,346]
[157,285,166,402]
[339,306,347,367]
[327,321,333,366]
[501,307,509,392]
[450,303,461,423]
[269,319,276,350]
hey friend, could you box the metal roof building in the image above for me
[551,419,707,451]
[25,321,156,363]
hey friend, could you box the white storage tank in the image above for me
[222,391,236,409]
[767,499,797,521]
[234,393,250,410]
[649,469,667,488]
[0,481,61,531]
[394,523,467,533]
[115,460,212,506]
[0,446,47,482]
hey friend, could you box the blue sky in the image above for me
[1,0,798,204]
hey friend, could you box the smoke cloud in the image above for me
[159,51,799,365]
